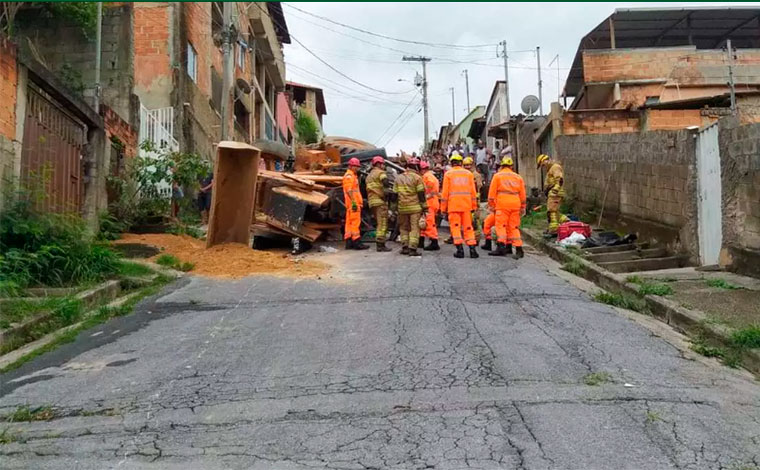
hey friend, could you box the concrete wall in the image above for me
[14,4,134,121]
[718,117,760,277]
[515,117,545,190]
[555,129,699,259]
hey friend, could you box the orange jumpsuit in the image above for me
[422,170,440,240]
[488,167,526,247]
[342,169,362,241]
[483,212,495,241]
[441,166,478,246]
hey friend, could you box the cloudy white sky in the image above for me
[281,2,748,154]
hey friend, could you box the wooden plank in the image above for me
[258,170,329,191]
[250,222,290,237]
[303,221,341,230]
[266,216,322,242]
[271,186,329,207]
[295,174,344,185]
[282,172,316,187]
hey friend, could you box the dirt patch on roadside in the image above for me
[113,233,328,279]
[669,280,760,329]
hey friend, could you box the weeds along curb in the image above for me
[0,280,122,348]
[522,228,760,375]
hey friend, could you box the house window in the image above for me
[187,43,197,82]
[237,42,246,69]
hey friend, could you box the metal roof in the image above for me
[566,7,760,96]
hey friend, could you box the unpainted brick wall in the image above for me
[134,3,171,109]
[646,109,709,131]
[101,105,137,158]
[718,118,760,268]
[0,37,17,141]
[555,130,699,258]
[562,109,640,135]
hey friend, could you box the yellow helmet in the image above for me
[500,156,514,166]
[536,154,550,168]
[463,156,474,166]
[450,153,463,163]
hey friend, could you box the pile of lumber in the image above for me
[252,170,343,242]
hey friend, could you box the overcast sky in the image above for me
[282,2,751,154]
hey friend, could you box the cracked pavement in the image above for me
[1,245,759,469]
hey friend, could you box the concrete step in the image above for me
[582,242,650,255]
[597,256,690,274]
[586,247,669,264]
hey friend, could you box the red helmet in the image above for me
[419,160,430,170]
[347,157,361,167]
[371,156,385,166]
[408,157,420,166]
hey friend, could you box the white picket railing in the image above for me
[139,105,178,199]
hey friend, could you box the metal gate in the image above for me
[695,123,722,266]
[21,83,87,214]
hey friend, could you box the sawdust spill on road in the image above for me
[114,233,328,279]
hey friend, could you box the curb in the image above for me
[522,228,760,375]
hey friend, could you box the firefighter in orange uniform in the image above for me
[420,160,441,251]
[342,157,369,250]
[487,156,526,259]
[441,154,480,259]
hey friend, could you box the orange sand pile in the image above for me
[114,233,328,279]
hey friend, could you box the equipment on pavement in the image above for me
[557,221,592,241]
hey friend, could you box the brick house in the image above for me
[537,7,760,148]
[286,81,327,132]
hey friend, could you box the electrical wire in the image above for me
[252,2,411,95]
[374,94,421,145]
[383,105,422,148]
[284,3,496,50]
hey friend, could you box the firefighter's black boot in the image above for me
[454,245,464,258]
[376,242,392,252]
[469,246,479,259]
[419,237,425,249]
[513,246,524,259]
[488,243,507,256]
[400,246,410,255]
[505,244,513,255]
[353,239,370,250]
[481,239,492,251]
[345,239,354,250]
[444,236,454,245]
[408,248,421,257]
[424,239,440,251]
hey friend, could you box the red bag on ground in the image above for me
[557,221,592,241]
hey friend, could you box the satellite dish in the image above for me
[521,95,540,115]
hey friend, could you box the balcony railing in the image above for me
[138,105,178,199]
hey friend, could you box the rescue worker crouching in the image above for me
[487,156,526,259]
[420,160,440,251]
[342,158,369,250]
[365,156,392,252]
[537,154,568,235]
[442,154,480,259]
[393,157,428,257]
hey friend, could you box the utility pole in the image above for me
[462,69,470,112]
[220,1,233,140]
[450,87,455,123]
[536,46,543,115]
[726,39,737,116]
[402,56,431,148]
[498,40,511,119]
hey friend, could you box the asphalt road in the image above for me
[1,243,759,469]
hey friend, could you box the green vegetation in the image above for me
[4,405,55,423]
[626,275,643,284]
[637,282,674,297]
[583,371,612,386]
[645,411,663,423]
[705,279,741,290]
[731,326,760,349]
[561,257,586,276]
[0,428,20,444]
[155,254,194,272]
[167,221,204,239]
[0,297,84,356]
[594,291,649,314]
[0,187,119,290]
[116,261,153,278]
[520,207,547,229]
[295,106,321,144]
[0,275,172,373]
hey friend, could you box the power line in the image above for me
[284,3,495,50]
[384,105,422,148]
[252,2,409,95]
[374,95,421,145]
